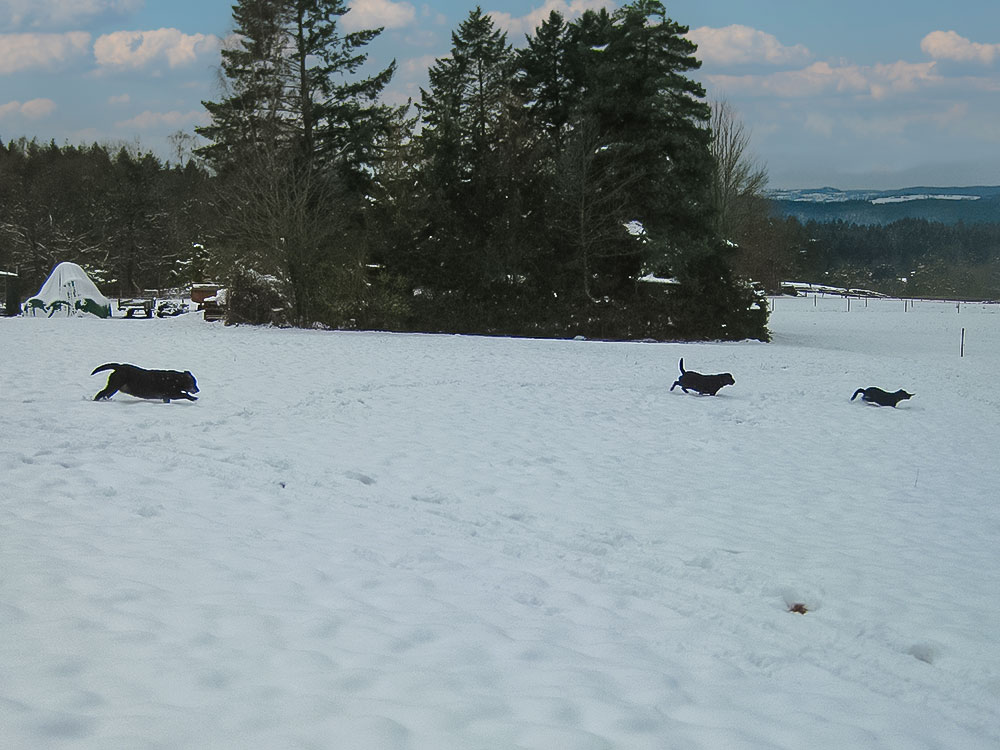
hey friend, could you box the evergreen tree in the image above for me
[197,0,397,326]
[549,116,643,302]
[197,0,290,172]
[157,160,215,289]
[668,242,770,341]
[416,7,536,318]
[515,10,574,155]
[285,0,398,186]
[0,139,108,291]
[512,2,716,303]
[363,105,423,326]
[105,147,167,296]
[199,0,397,180]
[578,0,715,277]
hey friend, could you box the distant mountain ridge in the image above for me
[767,186,1000,225]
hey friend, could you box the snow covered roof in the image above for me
[24,262,112,318]
[638,273,680,286]
[781,280,888,298]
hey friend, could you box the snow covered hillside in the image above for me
[2,296,999,749]
[767,185,1000,225]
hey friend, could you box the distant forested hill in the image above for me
[768,186,1000,226]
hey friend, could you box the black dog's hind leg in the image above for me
[93,379,119,400]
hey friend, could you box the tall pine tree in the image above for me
[573,0,715,285]
[515,10,574,156]
[197,0,290,172]
[511,2,716,302]
[416,7,538,325]
[197,0,397,326]
[198,0,395,179]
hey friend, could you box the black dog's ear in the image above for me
[185,370,193,377]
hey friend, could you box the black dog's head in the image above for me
[176,370,199,396]
[721,373,735,387]
[894,389,912,401]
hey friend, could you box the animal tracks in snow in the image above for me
[344,470,376,486]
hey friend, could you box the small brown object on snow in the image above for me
[788,603,808,614]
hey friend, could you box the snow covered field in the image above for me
[2,295,999,749]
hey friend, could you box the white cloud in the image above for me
[19,97,57,118]
[707,60,940,100]
[94,28,219,71]
[1,0,141,30]
[686,25,811,67]
[108,93,130,104]
[845,107,964,138]
[403,54,437,75]
[343,0,417,32]
[115,109,207,130]
[0,98,57,120]
[0,32,91,74]
[867,61,940,99]
[921,30,1000,65]
[488,0,611,39]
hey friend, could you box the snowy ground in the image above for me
[2,295,999,749]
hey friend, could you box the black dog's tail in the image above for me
[679,358,685,373]
[850,388,864,401]
[91,363,121,376]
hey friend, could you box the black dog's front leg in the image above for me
[161,394,198,403]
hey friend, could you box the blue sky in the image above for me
[2,0,999,188]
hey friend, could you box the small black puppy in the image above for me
[851,387,912,407]
[92,363,199,403]
[670,358,735,396]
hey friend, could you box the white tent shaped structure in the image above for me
[24,262,112,318]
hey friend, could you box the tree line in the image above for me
[785,218,1000,300]
[0,138,213,298]
[3,1,787,341]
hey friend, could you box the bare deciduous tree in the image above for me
[710,98,768,241]
[708,99,794,292]
[212,141,360,326]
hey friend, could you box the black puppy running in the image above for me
[92,363,199,402]
[851,387,912,407]
[670,358,735,396]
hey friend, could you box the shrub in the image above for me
[225,265,291,326]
